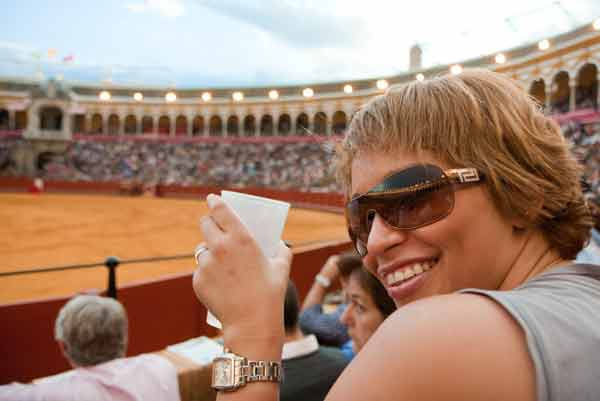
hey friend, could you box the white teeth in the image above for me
[385,260,436,286]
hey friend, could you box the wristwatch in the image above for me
[211,348,283,392]
[315,274,331,288]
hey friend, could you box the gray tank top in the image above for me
[460,264,600,401]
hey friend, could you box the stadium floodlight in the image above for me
[450,65,463,75]
[303,88,314,98]
[538,39,550,51]
[593,19,600,31]
[269,90,279,100]
[416,73,425,82]
[232,91,244,101]
[495,53,507,64]
[376,79,389,90]
[202,92,212,102]
[165,92,177,102]
[133,92,143,101]
[343,84,353,94]
[99,91,111,101]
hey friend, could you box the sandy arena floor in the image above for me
[0,193,347,304]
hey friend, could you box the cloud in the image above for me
[126,0,185,17]
[194,0,367,49]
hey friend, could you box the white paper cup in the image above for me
[206,191,290,328]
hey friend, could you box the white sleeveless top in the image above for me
[461,264,600,401]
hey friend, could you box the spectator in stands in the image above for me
[337,254,395,353]
[193,69,599,401]
[281,281,348,401]
[0,295,180,401]
[298,254,352,354]
[577,200,600,264]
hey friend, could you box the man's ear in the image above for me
[57,341,76,368]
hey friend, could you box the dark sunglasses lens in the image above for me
[379,183,453,228]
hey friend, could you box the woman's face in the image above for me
[350,150,522,307]
[339,274,386,352]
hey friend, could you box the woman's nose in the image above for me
[363,213,409,267]
[339,305,353,327]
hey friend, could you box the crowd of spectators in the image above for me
[560,121,600,204]
[35,140,339,193]
[0,120,598,200]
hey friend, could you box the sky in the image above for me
[1,0,600,88]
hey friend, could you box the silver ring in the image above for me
[194,245,208,264]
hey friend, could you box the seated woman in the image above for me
[192,69,599,401]
[337,253,395,353]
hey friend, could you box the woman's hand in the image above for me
[320,255,341,282]
[192,194,292,351]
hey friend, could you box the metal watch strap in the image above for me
[242,360,282,383]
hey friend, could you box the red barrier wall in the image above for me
[0,178,344,209]
[0,240,351,384]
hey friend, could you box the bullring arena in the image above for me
[0,193,348,304]
[1,9,600,399]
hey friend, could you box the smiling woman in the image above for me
[191,69,599,401]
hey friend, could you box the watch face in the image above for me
[213,358,233,388]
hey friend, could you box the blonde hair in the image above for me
[336,69,592,259]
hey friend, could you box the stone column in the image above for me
[170,113,176,137]
[220,112,227,138]
[102,112,110,135]
[8,110,15,130]
[83,114,91,134]
[202,113,210,137]
[119,112,125,136]
[187,114,194,136]
[569,78,577,112]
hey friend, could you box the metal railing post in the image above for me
[105,256,120,299]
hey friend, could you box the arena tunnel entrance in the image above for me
[36,151,65,173]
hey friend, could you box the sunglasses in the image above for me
[346,164,483,257]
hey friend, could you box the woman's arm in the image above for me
[193,194,292,401]
[325,293,536,401]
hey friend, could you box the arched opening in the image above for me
[91,113,103,134]
[124,115,137,134]
[107,114,120,135]
[192,116,204,136]
[209,115,222,136]
[260,115,274,136]
[332,111,347,135]
[227,115,239,136]
[243,115,256,136]
[529,79,546,108]
[314,112,327,135]
[158,115,170,135]
[176,115,188,136]
[37,151,63,173]
[296,113,309,135]
[15,111,27,130]
[550,71,570,114]
[72,114,85,134]
[39,106,63,130]
[0,109,9,130]
[142,116,153,134]
[576,63,598,110]
[278,114,291,135]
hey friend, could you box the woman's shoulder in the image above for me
[326,293,536,401]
